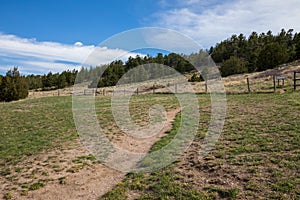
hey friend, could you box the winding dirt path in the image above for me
[7,107,181,200]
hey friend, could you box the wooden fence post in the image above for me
[294,71,297,91]
[205,80,208,93]
[273,75,276,92]
[247,78,250,93]
[153,84,155,94]
[175,84,177,93]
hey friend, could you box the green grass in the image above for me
[0,94,182,196]
[0,93,299,199]
[102,92,300,199]
[0,94,179,166]
[206,187,239,199]
[0,96,77,166]
[28,180,45,191]
[102,167,209,200]
[101,108,209,200]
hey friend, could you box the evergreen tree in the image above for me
[0,67,28,102]
[293,33,300,59]
[57,73,67,89]
[220,56,248,77]
[257,42,289,71]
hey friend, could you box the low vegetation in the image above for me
[102,93,300,199]
[0,72,299,199]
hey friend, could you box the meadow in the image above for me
[0,92,299,199]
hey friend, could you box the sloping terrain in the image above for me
[102,93,300,199]
[26,60,300,99]
[0,95,180,199]
[1,63,300,199]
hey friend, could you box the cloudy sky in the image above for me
[0,0,299,74]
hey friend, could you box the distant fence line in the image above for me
[31,71,300,97]
[85,72,299,96]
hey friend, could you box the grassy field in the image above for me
[0,94,180,198]
[102,93,300,199]
[0,92,299,199]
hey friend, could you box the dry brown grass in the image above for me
[27,61,300,100]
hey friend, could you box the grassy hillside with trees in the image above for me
[1,29,300,102]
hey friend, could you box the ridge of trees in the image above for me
[26,69,78,90]
[210,28,300,76]
[1,28,300,102]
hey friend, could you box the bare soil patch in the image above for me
[1,107,180,200]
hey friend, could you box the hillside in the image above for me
[102,93,300,199]
[25,60,300,99]
[1,61,299,199]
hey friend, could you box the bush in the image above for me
[189,73,203,82]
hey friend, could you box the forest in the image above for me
[1,29,300,102]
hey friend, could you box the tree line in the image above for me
[26,69,78,90]
[0,68,78,102]
[1,28,299,101]
[210,29,300,76]
[88,53,195,88]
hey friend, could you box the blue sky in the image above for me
[0,0,157,46]
[0,0,300,75]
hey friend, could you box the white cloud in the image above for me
[142,28,201,54]
[153,0,300,48]
[74,41,84,47]
[0,33,141,75]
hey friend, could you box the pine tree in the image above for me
[220,56,248,77]
[57,73,67,89]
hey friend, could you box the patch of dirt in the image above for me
[175,140,245,195]
[0,108,181,200]
[113,107,181,153]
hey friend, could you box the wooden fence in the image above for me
[294,71,300,91]
[77,71,300,96]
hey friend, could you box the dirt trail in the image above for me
[6,107,180,200]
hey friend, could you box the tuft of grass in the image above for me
[66,164,86,173]
[271,180,296,193]
[3,192,14,200]
[72,154,96,164]
[28,180,45,191]
[0,168,11,176]
[206,187,239,199]
[58,176,66,184]
[101,187,127,200]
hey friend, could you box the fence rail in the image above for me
[69,71,300,97]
